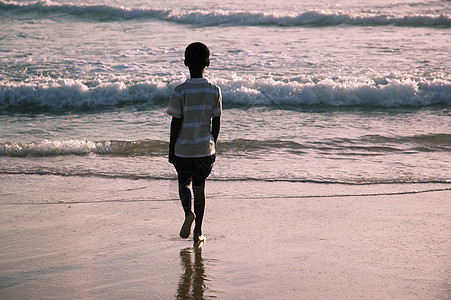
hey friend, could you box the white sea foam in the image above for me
[0,139,165,157]
[0,140,111,157]
[0,78,173,109]
[2,133,450,158]
[1,76,449,109]
[1,0,449,28]
[217,76,451,107]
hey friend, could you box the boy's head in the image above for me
[184,42,210,71]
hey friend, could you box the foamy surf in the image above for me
[1,76,450,109]
[0,140,168,157]
[2,132,449,157]
[1,1,449,28]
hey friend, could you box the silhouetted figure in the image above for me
[168,42,222,242]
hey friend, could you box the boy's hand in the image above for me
[212,116,220,144]
[169,148,175,164]
[169,117,182,164]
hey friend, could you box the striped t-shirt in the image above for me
[167,78,222,158]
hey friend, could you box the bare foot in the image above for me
[180,212,195,239]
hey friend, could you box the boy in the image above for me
[167,42,222,243]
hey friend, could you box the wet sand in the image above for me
[0,175,450,299]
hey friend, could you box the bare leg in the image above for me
[192,173,207,243]
[178,173,193,217]
[178,173,195,238]
[193,185,205,236]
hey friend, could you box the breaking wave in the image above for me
[1,76,450,110]
[0,140,167,157]
[1,1,450,28]
[1,133,450,158]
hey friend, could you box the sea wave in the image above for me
[0,139,167,157]
[1,134,450,158]
[0,79,173,110]
[1,0,449,28]
[1,168,450,187]
[221,135,451,153]
[1,76,450,109]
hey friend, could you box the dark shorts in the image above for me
[173,154,215,188]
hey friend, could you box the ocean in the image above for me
[0,0,450,198]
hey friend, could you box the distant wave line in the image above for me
[0,1,449,28]
[239,187,451,200]
[4,187,451,206]
[0,140,168,157]
[1,134,450,157]
[0,169,175,181]
[1,169,450,186]
[3,198,179,205]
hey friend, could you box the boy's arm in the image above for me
[169,117,182,163]
[211,116,220,144]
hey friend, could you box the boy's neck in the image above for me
[189,68,205,79]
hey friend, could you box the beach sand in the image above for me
[0,175,450,299]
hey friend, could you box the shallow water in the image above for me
[1,0,450,186]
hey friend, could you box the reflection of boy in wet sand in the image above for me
[177,247,206,299]
[168,42,222,243]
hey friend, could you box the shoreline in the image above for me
[1,175,450,299]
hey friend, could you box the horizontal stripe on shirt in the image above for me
[183,105,213,111]
[177,136,212,145]
[182,121,211,128]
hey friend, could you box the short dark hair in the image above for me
[185,42,210,70]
